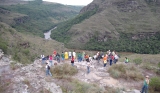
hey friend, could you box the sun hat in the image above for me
[146,75,149,78]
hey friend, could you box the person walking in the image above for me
[140,75,150,93]
[71,56,74,66]
[45,61,52,76]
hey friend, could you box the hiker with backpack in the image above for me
[45,61,52,76]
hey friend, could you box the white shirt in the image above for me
[69,52,71,56]
[73,52,76,57]
[114,55,119,59]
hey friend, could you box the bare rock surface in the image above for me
[73,60,141,93]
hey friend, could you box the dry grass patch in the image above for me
[108,64,143,81]
[51,63,78,79]
[55,79,103,93]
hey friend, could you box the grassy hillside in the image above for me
[0,0,82,37]
[0,22,65,64]
[49,0,160,54]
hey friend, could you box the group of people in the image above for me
[40,50,150,93]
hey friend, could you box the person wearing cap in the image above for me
[140,75,150,93]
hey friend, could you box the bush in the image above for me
[51,63,78,79]
[57,79,103,93]
[0,41,7,54]
[149,77,160,92]
[108,64,143,81]
[133,58,142,65]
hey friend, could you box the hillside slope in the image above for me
[51,0,160,54]
[0,0,82,37]
[0,22,65,64]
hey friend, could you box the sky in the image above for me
[43,0,93,5]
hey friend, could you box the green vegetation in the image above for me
[0,22,65,64]
[51,8,98,43]
[133,58,142,65]
[149,77,160,93]
[0,1,82,37]
[51,63,78,79]
[51,63,104,93]
[108,64,144,81]
[85,32,160,54]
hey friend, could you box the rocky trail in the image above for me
[0,51,142,93]
[73,60,141,93]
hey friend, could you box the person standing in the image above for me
[68,51,72,59]
[49,55,53,66]
[61,52,65,62]
[114,53,119,64]
[56,53,60,63]
[71,56,74,66]
[64,51,68,60]
[103,55,107,67]
[45,61,52,76]
[141,75,150,93]
[53,50,57,60]
[73,50,76,60]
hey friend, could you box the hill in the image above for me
[51,0,160,54]
[0,22,66,64]
[0,0,82,37]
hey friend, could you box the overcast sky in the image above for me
[43,0,93,5]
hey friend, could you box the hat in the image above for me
[146,75,149,78]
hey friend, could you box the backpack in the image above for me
[47,65,50,70]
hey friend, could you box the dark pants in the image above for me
[104,63,107,67]
[141,85,148,93]
[110,59,112,66]
[114,59,118,64]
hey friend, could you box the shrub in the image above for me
[108,64,143,81]
[104,86,120,93]
[51,63,78,79]
[133,58,142,65]
[58,79,103,93]
[149,77,160,92]
[0,41,7,54]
